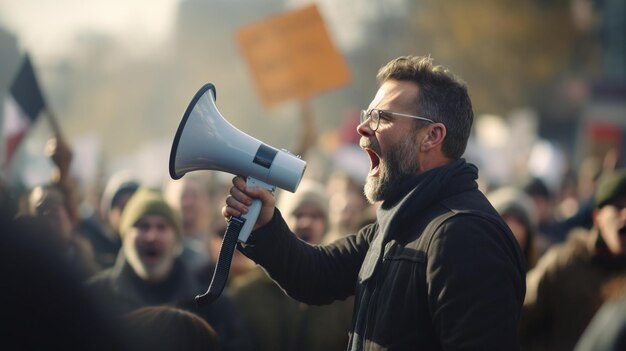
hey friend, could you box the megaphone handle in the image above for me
[195,177,273,306]
[194,216,244,307]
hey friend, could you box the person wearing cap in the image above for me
[229,179,353,351]
[85,187,253,351]
[520,169,626,351]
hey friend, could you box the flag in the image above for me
[2,54,46,166]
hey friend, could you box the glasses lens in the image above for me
[369,109,379,130]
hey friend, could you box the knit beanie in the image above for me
[119,187,182,238]
[594,169,626,209]
[100,170,140,218]
[277,179,329,220]
[488,186,538,231]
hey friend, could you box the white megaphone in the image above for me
[169,83,307,241]
[169,83,306,306]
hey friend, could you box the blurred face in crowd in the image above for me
[502,214,529,251]
[594,195,626,255]
[358,80,425,203]
[109,192,134,234]
[124,215,180,283]
[329,190,367,234]
[287,203,327,244]
[30,186,73,242]
[165,178,213,235]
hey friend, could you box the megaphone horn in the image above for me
[169,83,306,192]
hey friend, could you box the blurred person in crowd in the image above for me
[163,171,216,271]
[0,173,17,220]
[230,179,353,351]
[123,305,221,351]
[45,136,80,225]
[85,187,252,351]
[1,214,123,350]
[556,152,619,245]
[20,184,100,280]
[488,186,540,271]
[324,170,376,244]
[521,176,565,251]
[196,222,256,288]
[520,169,626,351]
[77,170,140,269]
[223,56,526,350]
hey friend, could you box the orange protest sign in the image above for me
[236,4,351,108]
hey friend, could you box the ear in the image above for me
[420,123,446,152]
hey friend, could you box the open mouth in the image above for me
[365,148,381,176]
[141,247,162,264]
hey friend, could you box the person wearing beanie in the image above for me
[230,179,354,351]
[276,179,329,245]
[77,170,140,269]
[520,169,626,351]
[488,186,540,271]
[118,187,182,284]
[86,187,253,351]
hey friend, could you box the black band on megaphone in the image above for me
[194,216,244,307]
[253,144,278,169]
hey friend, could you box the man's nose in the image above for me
[357,118,374,136]
[142,227,159,241]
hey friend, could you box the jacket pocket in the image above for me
[383,245,426,263]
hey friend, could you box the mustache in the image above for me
[360,137,378,151]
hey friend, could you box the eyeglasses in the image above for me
[359,109,434,132]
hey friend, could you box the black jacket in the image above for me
[239,160,526,350]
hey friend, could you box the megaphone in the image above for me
[170,83,306,193]
[169,83,307,306]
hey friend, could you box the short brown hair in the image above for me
[376,56,473,159]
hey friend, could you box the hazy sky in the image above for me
[0,0,410,62]
[0,0,179,61]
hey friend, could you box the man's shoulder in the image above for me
[441,188,498,214]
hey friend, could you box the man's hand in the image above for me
[222,176,276,231]
[46,137,72,180]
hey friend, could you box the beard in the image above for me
[364,134,420,203]
[124,243,177,284]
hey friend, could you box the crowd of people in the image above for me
[1,55,625,350]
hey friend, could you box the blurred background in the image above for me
[1,0,625,213]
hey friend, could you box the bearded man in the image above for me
[86,187,252,351]
[224,56,526,350]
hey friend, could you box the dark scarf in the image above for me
[377,158,478,240]
[113,256,198,307]
[359,159,478,282]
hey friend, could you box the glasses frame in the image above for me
[360,109,434,132]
